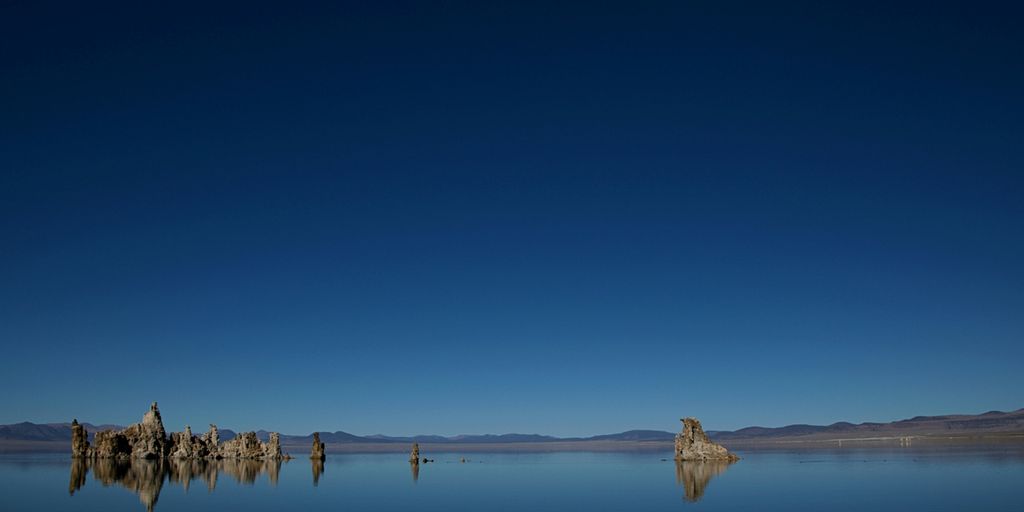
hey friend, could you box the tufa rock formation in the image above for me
[218,431,283,460]
[169,425,196,459]
[267,433,282,460]
[674,417,739,461]
[310,432,325,461]
[409,443,420,463]
[73,403,284,461]
[87,402,169,460]
[203,424,220,447]
[71,419,89,458]
[168,424,222,460]
[92,429,131,459]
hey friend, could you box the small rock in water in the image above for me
[310,432,326,461]
[673,417,739,461]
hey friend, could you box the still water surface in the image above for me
[2,445,1022,511]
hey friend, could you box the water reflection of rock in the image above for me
[674,460,734,502]
[69,457,285,511]
[312,458,324,486]
[410,460,419,483]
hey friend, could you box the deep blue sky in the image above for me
[1,2,1022,437]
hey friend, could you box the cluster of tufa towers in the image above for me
[71,402,285,461]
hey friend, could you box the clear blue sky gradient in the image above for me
[1,2,1022,436]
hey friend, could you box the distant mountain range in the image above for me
[0,423,675,447]
[3,409,1022,450]
[0,422,125,443]
[707,408,1024,443]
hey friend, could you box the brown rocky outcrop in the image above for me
[73,403,284,461]
[170,425,196,459]
[218,431,284,460]
[118,402,169,459]
[409,443,420,463]
[265,432,282,460]
[71,419,90,458]
[199,424,220,456]
[310,432,325,461]
[168,423,223,459]
[674,417,739,461]
[219,432,264,459]
[92,430,131,459]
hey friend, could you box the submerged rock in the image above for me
[310,432,325,461]
[673,417,739,461]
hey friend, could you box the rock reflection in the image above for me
[312,458,324,486]
[674,459,734,502]
[68,458,88,495]
[410,460,419,483]
[68,457,284,511]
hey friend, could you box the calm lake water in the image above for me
[2,445,1023,511]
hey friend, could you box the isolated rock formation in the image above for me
[409,443,420,463]
[674,417,739,461]
[71,419,90,458]
[310,432,325,460]
[73,403,284,461]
